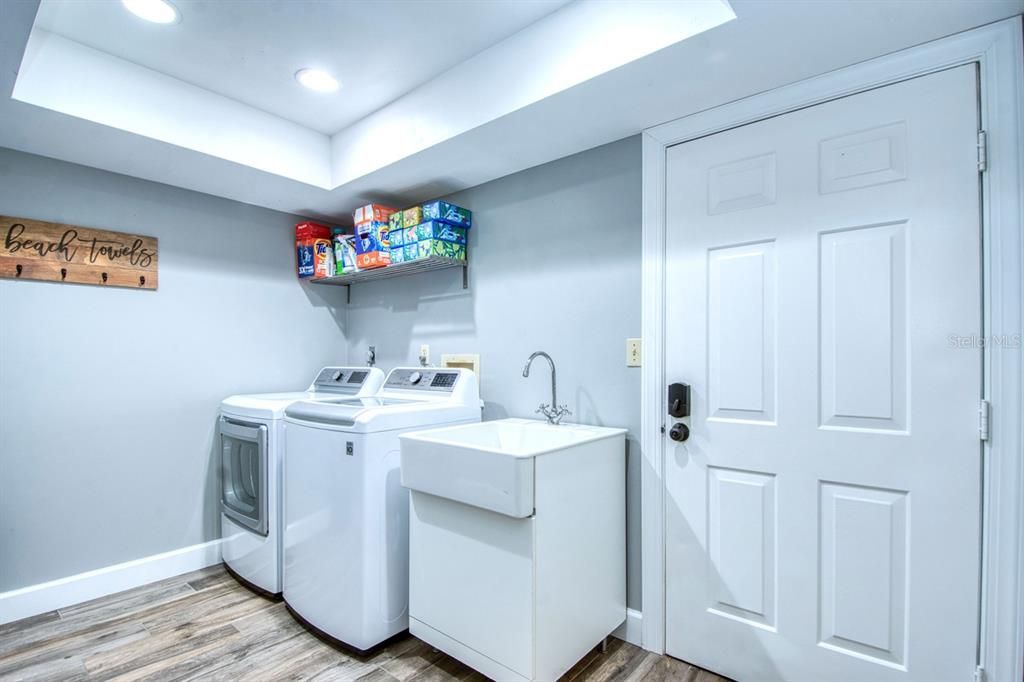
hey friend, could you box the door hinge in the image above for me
[974,665,986,682]
[977,130,988,172]
[979,399,991,442]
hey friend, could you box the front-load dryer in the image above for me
[219,366,385,596]
[282,367,481,652]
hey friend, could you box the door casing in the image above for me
[639,17,1024,682]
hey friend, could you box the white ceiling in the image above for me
[33,0,570,135]
[0,1,1021,223]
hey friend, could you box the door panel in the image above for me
[220,418,268,535]
[708,241,776,423]
[664,65,981,682]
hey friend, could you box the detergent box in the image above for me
[402,206,423,228]
[295,222,332,278]
[390,244,406,264]
[407,221,467,245]
[354,221,390,255]
[390,227,405,247]
[421,200,471,229]
[356,250,390,269]
[353,204,397,226]
[405,240,466,262]
[388,210,403,235]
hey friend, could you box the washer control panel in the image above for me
[385,368,460,392]
[314,367,372,392]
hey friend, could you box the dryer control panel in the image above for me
[313,367,374,393]
[385,368,460,392]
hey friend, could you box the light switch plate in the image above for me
[626,338,642,367]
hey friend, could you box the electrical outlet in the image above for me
[419,344,430,366]
[626,338,642,367]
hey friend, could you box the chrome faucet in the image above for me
[522,351,572,425]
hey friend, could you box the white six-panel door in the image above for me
[664,65,982,682]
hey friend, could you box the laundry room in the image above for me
[0,2,1022,681]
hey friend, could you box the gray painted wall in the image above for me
[345,136,644,608]
[0,148,349,591]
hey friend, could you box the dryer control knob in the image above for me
[409,371,423,385]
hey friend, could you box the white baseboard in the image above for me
[0,539,222,626]
[612,608,643,647]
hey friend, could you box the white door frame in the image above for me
[640,17,1024,682]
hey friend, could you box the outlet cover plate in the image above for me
[442,353,481,377]
[626,338,642,367]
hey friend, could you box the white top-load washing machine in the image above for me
[219,366,385,596]
[282,367,481,653]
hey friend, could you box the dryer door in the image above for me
[220,418,268,536]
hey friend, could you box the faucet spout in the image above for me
[523,351,570,425]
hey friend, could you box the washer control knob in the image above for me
[332,370,344,382]
[409,371,423,385]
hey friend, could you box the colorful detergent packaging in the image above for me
[390,227,405,247]
[353,204,397,226]
[418,221,467,244]
[332,228,347,275]
[295,222,332,278]
[405,240,466,261]
[400,220,468,262]
[388,210,404,235]
[352,204,394,270]
[354,221,390,254]
[313,237,334,278]
[354,223,391,270]
[402,206,424,228]
[403,221,467,246]
[337,235,358,274]
[356,251,391,269]
[421,200,471,229]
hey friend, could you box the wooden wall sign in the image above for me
[0,215,158,290]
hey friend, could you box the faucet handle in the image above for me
[537,403,572,424]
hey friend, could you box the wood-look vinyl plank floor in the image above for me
[0,567,732,682]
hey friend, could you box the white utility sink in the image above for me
[399,417,625,518]
[399,417,627,682]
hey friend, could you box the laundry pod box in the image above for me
[353,204,397,226]
[388,210,404,235]
[402,206,424,228]
[353,220,391,269]
[390,227,405,247]
[354,221,390,253]
[402,221,467,262]
[421,200,471,229]
[405,241,466,261]
[295,222,332,278]
[356,251,391,269]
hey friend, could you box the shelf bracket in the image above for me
[462,264,468,290]
[346,283,351,304]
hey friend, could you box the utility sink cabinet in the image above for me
[399,418,626,682]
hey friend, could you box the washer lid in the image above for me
[221,391,314,420]
[283,396,426,427]
[219,367,386,421]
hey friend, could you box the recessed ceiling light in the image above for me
[122,0,180,24]
[295,69,340,93]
